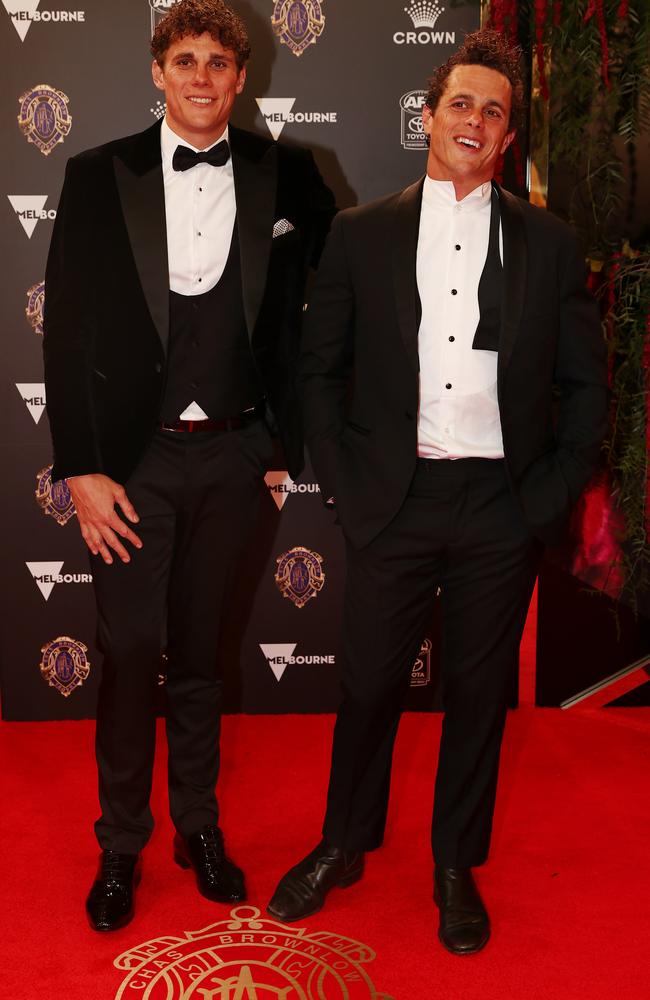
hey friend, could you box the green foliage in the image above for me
[546,1,650,605]
[546,0,649,250]
[490,0,650,605]
[604,255,650,602]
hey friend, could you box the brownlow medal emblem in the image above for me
[274,546,325,608]
[113,906,393,999]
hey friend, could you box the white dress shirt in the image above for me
[416,176,504,459]
[160,118,237,419]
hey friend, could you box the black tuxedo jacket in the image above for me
[298,179,608,549]
[43,120,335,484]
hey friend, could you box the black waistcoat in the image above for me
[160,224,262,422]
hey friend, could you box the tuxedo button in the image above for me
[445,383,452,390]
[190,381,199,390]
[154,363,162,374]
[405,411,414,421]
[455,244,461,251]
[451,289,458,295]
[449,336,455,342]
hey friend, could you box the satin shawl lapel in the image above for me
[496,183,527,380]
[230,127,278,340]
[113,121,169,354]
[392,178,423,373]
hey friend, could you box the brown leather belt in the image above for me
[159,403,264,434]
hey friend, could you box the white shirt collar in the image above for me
[160,116,230,165]
[421,176,492,213]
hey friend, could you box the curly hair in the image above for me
[151,0,251,69]
[425,29,525,131]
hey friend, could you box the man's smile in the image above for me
[454,135,482,150]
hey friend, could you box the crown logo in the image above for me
[404,0,444,29]
[150,99,166,120]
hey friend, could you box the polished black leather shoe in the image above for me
[434,866,490,955]
[267,840,364,923]
[86,850,141,932]
[174,825,246,903]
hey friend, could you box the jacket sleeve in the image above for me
[43,155,102,481]
[298,212,354,501]
[553,231,608,502]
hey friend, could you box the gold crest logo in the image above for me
[26,280,45,335]
[35,465,76,526]
[274,546,325,608]
[113,906,392,999]
[18,84,72,156]
[40,636,90,697]
[271,1,325,58]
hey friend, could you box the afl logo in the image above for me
[150,0,177,33]
[274,546,325,608]
[113,906,391,999]
[400,90,427,151]
[17,85,72,156]
[410,636,432,687]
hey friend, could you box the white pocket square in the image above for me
[273,218,295,238]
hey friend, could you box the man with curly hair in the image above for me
[43,0,334,931]
[268,30,607,954]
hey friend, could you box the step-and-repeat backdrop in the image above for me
[1,0,480,720]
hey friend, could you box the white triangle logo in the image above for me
[8,195,48,238]
[255,98,296,141]
[259,643,297,682]
[264,470,294,511]
[27,560,63,601]
[2,0,40,41]
[16,382,46,423]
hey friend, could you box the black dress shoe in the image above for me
[174,825,246,903]
[434,866,490,955]
[86,850,141,932]
[267,840,364,923]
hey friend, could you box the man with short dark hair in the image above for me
[268,30,607,954]
[44,0,334,931]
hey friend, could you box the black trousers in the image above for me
[90,422,273,854]
[323,458,542,868]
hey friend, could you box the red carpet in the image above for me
[1,702,649,999]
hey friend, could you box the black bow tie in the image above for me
[172,140,230,172]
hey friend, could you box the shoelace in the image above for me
[195,831,225,869]
[99,853,135,884]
